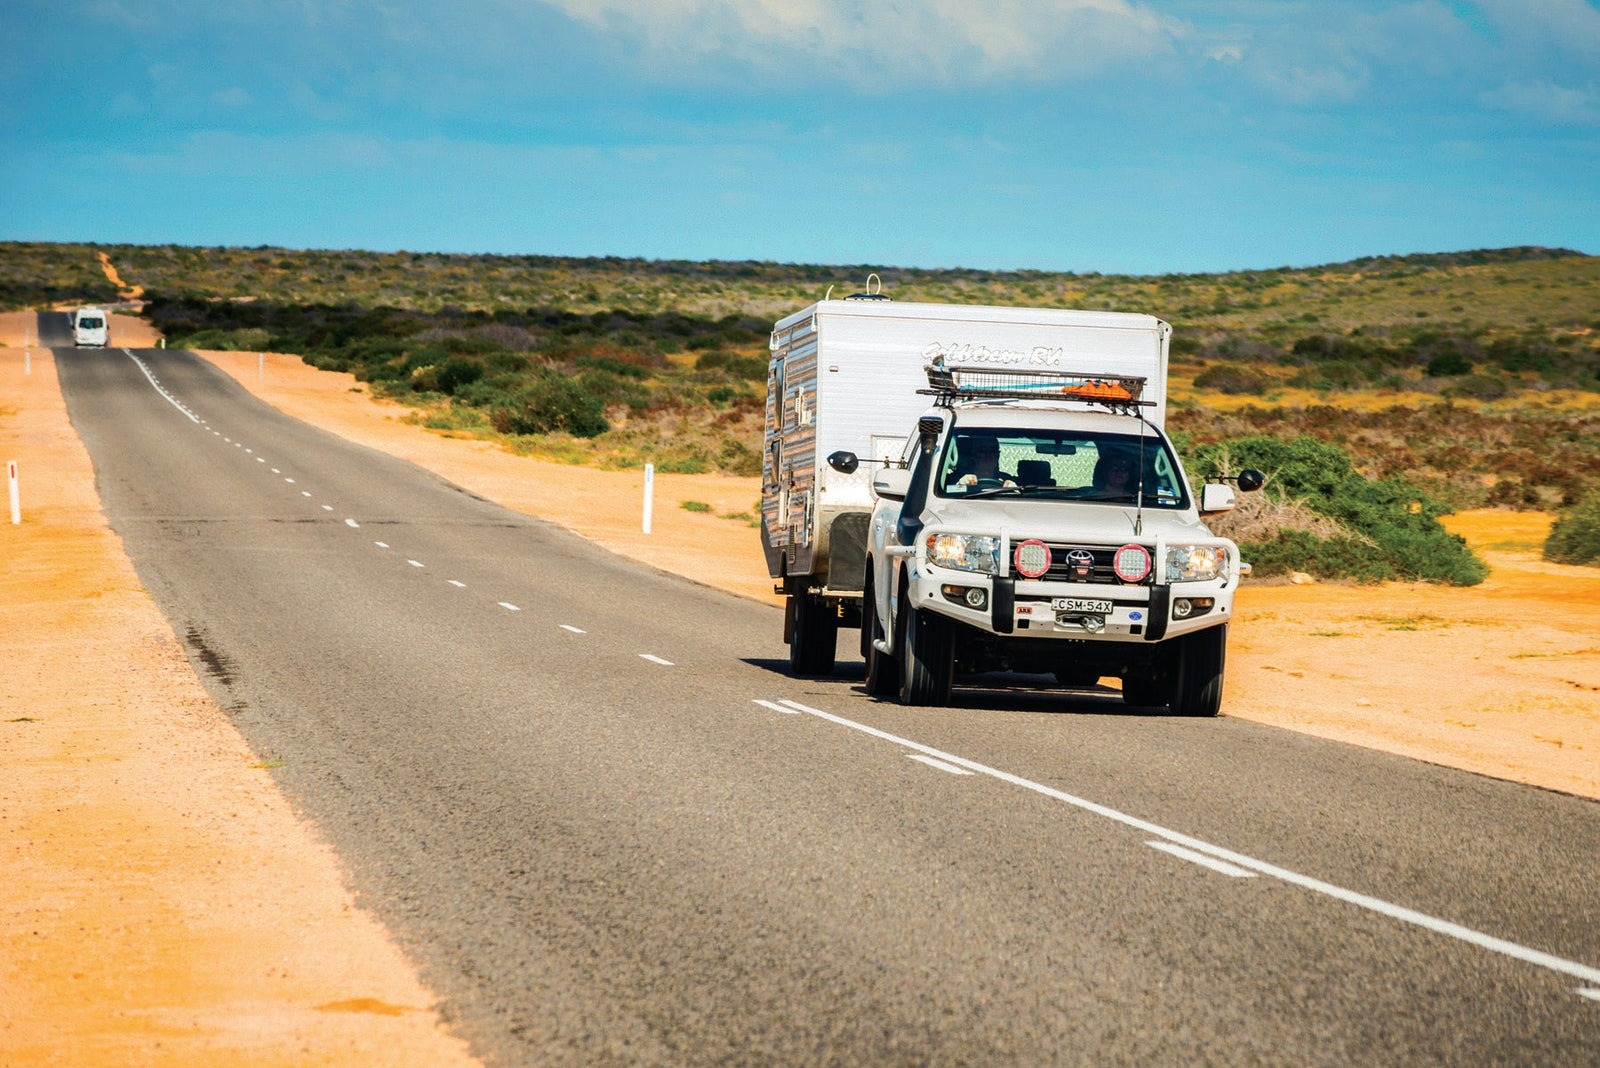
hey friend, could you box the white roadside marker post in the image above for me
[8,461,19,525]
[23,323,30,375]
[259,352,264,379]
[642,463,655,534]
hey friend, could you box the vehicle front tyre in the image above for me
[788,592,838,676]
[862,571,899,696]
[897,601,953,707]
[1170,624,1227,717]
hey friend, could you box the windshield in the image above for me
[78,317,104,329]
[934,427,1189,508]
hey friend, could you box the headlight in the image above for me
[926,533,1001,575]
[1166,545,1228,582]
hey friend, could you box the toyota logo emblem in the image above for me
[1066,549,1094,577]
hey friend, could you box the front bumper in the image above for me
[908,568,1233,644]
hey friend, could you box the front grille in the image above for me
[1036,543,1153,586]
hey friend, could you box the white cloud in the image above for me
[212,87,251,107]
[538,0,1185,86]
[1481,79,1600,125]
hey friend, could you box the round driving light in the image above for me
[965,587,987,609]
[1113,543,1151,583]
[1173,598,1193,618]
[1014,539,1052,579]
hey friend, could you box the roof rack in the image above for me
[920,357,1150,411]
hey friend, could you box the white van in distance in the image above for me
[71,307,110,347]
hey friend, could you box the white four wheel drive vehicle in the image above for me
[761,294,1261,714]
[71,307,110,347]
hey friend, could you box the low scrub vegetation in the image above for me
[1543,494,1600,566]
[1190,437,1488,585]
[6,240,1597,582]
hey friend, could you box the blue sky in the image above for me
[3,0,1597,273]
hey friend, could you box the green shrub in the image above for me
[435,357,483,395]
[1426,349,1473,376]
[1446,373,1512,400]
[1188,436,1487,584]
[1192,363,1268,394]
[1288,359,1372,391]
[695,349,768,380]
[491,374,609,437]
[1543,494,1600,565]
[176,327,273,351]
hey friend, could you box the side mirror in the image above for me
[1199,483,1237,515]
[1237,469,1265,492]
[872,468,912,502]
[826,450,859,474]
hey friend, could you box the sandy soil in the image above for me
[0,314,479,1066]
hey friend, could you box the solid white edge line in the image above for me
[639,654,674,666]
[499,602,520,611]
[1147,840,1258,878]
[907,753,975,776]
[123,350,200,423]
[772,698,1600,987]
[559,624,586,633]
[752,699,801,714]
[1576,987,1600,1002]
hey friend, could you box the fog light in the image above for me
[965,587,987,609]
[1173,598,1193,618]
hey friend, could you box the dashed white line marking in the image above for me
[256,457,265,463]
[639,654,674,666]
[301,491,312,497]
[498,602,521,611]
[345,518,359,528]
[123,350,201,423]
[244,448,252,453]
[1147,840,1258,878]
[769,697,1600,989]
[408,560,425,568]
[271,468,280,473]
[123,351,201,423]
[559,624,586,634]
[321,504,333,511]
[448,580,466,588]
[753,699,800,714]
[285,477,295,483]
[907,753,974,776]
[374,541,389,548]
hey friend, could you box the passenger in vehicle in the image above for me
[1091,449,1139,497]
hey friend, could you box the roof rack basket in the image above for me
[921,356,1150,411]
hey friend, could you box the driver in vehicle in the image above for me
[952,435,1017,490]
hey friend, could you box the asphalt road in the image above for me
[49,320,1600,1065]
